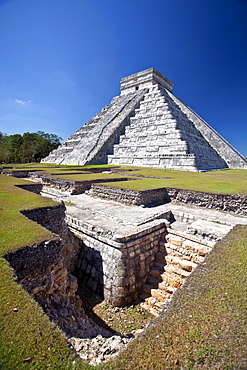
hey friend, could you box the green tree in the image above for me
[8,134,23,163]
[0,131,62,163]
[0,132,10,163]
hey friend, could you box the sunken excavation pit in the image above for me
[3,170,247,365]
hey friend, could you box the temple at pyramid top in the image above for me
[120,68,174,94]
[42,68,247,171]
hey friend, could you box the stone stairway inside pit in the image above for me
[139,231,213,316]
[139,241,182,316]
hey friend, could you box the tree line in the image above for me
[0,131,62,163]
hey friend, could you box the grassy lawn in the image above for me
[1,166,247,369]
[99,167,247,195]
[0,175,91,370]
[2,164,247,194]
[49,172,133,181]
[105,225,247,370]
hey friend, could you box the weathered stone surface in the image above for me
[87,184,247,216]
[166,187,247,216]
[68,332,141,366]
[87,184,170,206]
[187,219,232,241]
[42,89,147,165]
[28,171,130,195]
[42,67,247,170]
[69,213,167,306]
[4,219,113,343]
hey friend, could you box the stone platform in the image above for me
[41,189,247,309]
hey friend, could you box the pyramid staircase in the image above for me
[108,84,227,170]
[43,90,146,165]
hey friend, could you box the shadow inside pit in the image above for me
[15,183,43,194]
[74,244,117,334]
[76,283,117,334]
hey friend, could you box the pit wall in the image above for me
[66,211,214,309]
[20,203,82,273]
[66,213,167,306]
[88,184,170,206]
[4,237,112,339]
[166,187,247,216]
[5,200,116,340]
[88,184,247,215]
[28,172,131,195]
[5,238,77,303]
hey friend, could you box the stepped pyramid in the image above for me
[42,68,247,170]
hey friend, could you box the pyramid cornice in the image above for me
[120,68,173,94]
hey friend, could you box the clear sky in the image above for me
[0,0,246,156]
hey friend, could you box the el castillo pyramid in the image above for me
[42,68,247,171]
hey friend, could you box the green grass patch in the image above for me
[0,176,56,255]
[99,168,247,194]
[0,175,92,369]
[49,173,133,181]
[3,164,247,195]
[105,225,247,370]
[1,165,247,369]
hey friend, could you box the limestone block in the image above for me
[164,264,190,277]
[168,235,183,246]
[187,219,232,241]
[178,259,197,272]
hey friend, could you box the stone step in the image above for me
[155,251,167,263]
[139,301,150,311]
[157,279,178,294]
[150,267,163,280]
[164,264,191,278]
[142,283,154,295]
[146,275,159,288]
[150,288,171,301]
[160,272,184,288]
[145,296,157,306]
[154,260,165,271]
[139,291,150,301]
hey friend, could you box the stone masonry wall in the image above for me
[166,187,247,216]
[28,171,131,195]
[66,213,167,306]
[89,184,247,215]
[88,184,170,207]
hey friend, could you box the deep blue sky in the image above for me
[0,0,247,156]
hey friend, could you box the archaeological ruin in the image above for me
[42,68,247,170]
[3,69,247,364]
